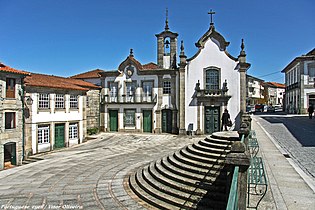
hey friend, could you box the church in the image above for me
[79,11,250,135]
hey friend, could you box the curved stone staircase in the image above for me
[128,133,236,209]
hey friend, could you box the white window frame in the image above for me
[38,125,50,144]
[55,94,65,109]
[205,69,220,90]
[39,93,50,109]
[69,123,78,140]
[124,109,136,127]
[70,95,78,109]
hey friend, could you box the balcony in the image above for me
[102,93,157,104]
[194,81,231,105]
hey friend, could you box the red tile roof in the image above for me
[264,82,286,88]
[70,69,104,79]
[143,62,159,70]
[25,73,99,91]
[0,63,30,76]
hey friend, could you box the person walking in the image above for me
[221,109,231,131]
[308,105,314,119]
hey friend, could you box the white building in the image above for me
[263,82,285,106]
[0,63,30,170]
[281,48,315,114]
[24,73,99,156]
[246,75,265,105]
[182,21,250,134]
[98,49,177,133]
[76,12,250,135]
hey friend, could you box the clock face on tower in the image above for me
[125,65,135,78]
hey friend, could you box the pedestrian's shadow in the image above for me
[261,116,315,147]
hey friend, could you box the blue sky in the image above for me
[0,0,314,83]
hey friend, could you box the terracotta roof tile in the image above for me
[70,69,104,79]
[143,62,159,70]
[25,73,99,91]
[264,82,285,88]
[0,63,30,76]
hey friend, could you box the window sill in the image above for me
[4,128,16,131]
[55,109,66,111]
[38,142,50,145]
[124,126,136,129]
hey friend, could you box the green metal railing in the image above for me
[226,166,239,210]
[226,134,245,210]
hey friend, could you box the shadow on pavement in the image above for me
[258,114,315,147]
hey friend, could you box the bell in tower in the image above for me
[155,9,178,69]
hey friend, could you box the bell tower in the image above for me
[155,9,178,69]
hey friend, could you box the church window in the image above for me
[163,81,171,94]
[205,69,219,90]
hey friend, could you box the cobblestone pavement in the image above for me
[0,133,204,210]
[253,114,315,185]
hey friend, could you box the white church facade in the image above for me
[76,11,250,135]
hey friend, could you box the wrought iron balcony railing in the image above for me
[101,93,157,104]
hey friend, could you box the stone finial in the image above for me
[195,80,201,91]
[179,40,187,67]
[180,40,185,56]
[238,39,247,63]
[240,39,246,56]
[165,8,169,31]
[130,48,134,57]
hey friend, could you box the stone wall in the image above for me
[86,90,100,131]
[0,73,24,169]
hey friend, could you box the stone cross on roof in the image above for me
[208,9,216,25]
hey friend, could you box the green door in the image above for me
[162,109,172,133]
[55,124,65,148]
[11,143,16,165]
[143,110,152,132]
[109,110,118,132]
[4,143,16,165]
[204,106,220,134]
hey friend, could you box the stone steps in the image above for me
[192,141,229,154]
[173,150,215,170]
[147,162,207,195]
[128,132,234,209]
[186,145,226,159]
[180,147,224,164]
[160,156,220,182]
[167,154,215,175]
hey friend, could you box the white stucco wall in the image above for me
[103,70,159,131]
[185,38,240,132]
[29,92,85,154]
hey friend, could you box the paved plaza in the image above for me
[0,115,314,210]
[0,133,204,210]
